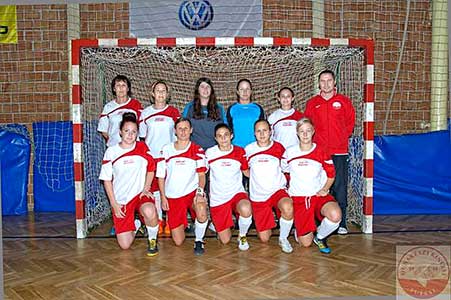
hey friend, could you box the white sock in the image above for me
[194,219,208,242]
[317,217,340,240]
[134,219,141,233]
[238,215,252,237]
[279,217,293,240]
[153,191,163,220]
[146,224,159,240]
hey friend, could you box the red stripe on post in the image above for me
[311,38,330,47]
[364,83,374,103]
[74,162,84,181]
[196,37,216,47]
[75,200,85,220]
[157,37,176,47]
[363,196,373,215]
[273,37,292,46]
[118,38,138,47]
[364,159,374,178]
[363,121,374,141]
[72,85,81,105]
[235,37,254,46]
[349,38,374,64]
[72,39,100,65]
[73,124,83,143]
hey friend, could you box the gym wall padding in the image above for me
[373,126,451,215]
[33,121,75,212]
[0,125,30,216]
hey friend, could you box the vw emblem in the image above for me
[179,0,214,31]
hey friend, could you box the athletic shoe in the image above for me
[164,223,171,235]
[208,222,216,233]
[293,229,299,243]
[337,227,348,235]
[313,235,331,254]
[158,220,164,235]
[193,240,205,256]
[147,239,159,257]
[278,238,293,254]
[109,226,116,236]
[237,236,249,251]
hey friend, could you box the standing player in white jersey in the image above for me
[268,87,304,149]
[139,80,180,235]
[282,117,342,254]
[99,113,160,256]
[205,123,253,251]
[98,75,143,147]
[245,119,294,253]
[157,118,209,255]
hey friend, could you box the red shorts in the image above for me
[166,190,196,230]
[293,194,335,237]
[251,189,289,232]
[112,194,154,234]
[210,192,249,233]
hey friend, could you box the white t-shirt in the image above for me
[268,108,303,150]
[156,142,206,198]
[99,141,155,205]
[282,143,335,197]
[205,145,248,207]
[139,105,180,158]
[245,141,287,202]
[97,98,142,147]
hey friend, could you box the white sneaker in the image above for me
[293,229,299,243]
[134,219,142,233]
[278,238,293,254]
[208,222,216,233]
[338,227,348,235]
[238,236,250,251]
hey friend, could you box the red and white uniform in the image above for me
[139,105,180,158]
[304,92,355,155]
[156,142,206,198]
[268,108,303,149]
[245,141,287,202]
[205,145,248,207]
[99,141,155,205]
[98,98,143,147]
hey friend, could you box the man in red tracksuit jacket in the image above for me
[304,70,355,235]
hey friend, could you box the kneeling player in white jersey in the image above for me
[282,117,342,254]
[157,118,209,255]
[99,113,160,257]
[205,124,253,251]
[268,87,304,149]
[139,80,180,235]
[245,119,294,254]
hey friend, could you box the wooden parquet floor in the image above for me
[3,213,451,300]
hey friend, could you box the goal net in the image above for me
[75,38,371,236]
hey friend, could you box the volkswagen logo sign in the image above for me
[179,0,214,31]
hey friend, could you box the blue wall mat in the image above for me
[33,121,75,212]
[374,126,451,215]
[0,125,30,215]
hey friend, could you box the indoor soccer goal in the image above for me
[71,37,374,238]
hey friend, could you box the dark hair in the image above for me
[318,70,336,81]
[214,123,232,135]
[277,87,294,98]
[236,78,254,102]
[174,117,192,129]
[111,75,132,97]
[151,80,170,103]
[254,119,270,131]
[119,112,137,130]
[192,77,221,121]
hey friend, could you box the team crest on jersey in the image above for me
[221,161,232,167]
[175,160,186,166]
[155,117,165,122]
[179,0,214,31]
[332,102,342,110]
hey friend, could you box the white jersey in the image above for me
[268,108,303,149]
[156,142,206,198]
[205,145,248,207]
[282,143,335,197]
[97,98,142,147]
[99,141,155,205]
[245,141,287,202]
[139,105,180,158]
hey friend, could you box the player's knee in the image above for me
[299,238,312,248]
[240,205,252,218]
[173,238,184,246]
[219,236,231,245]
[118,240,132,250]
[328,209,342,224]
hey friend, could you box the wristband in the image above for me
[196,187,205,196]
